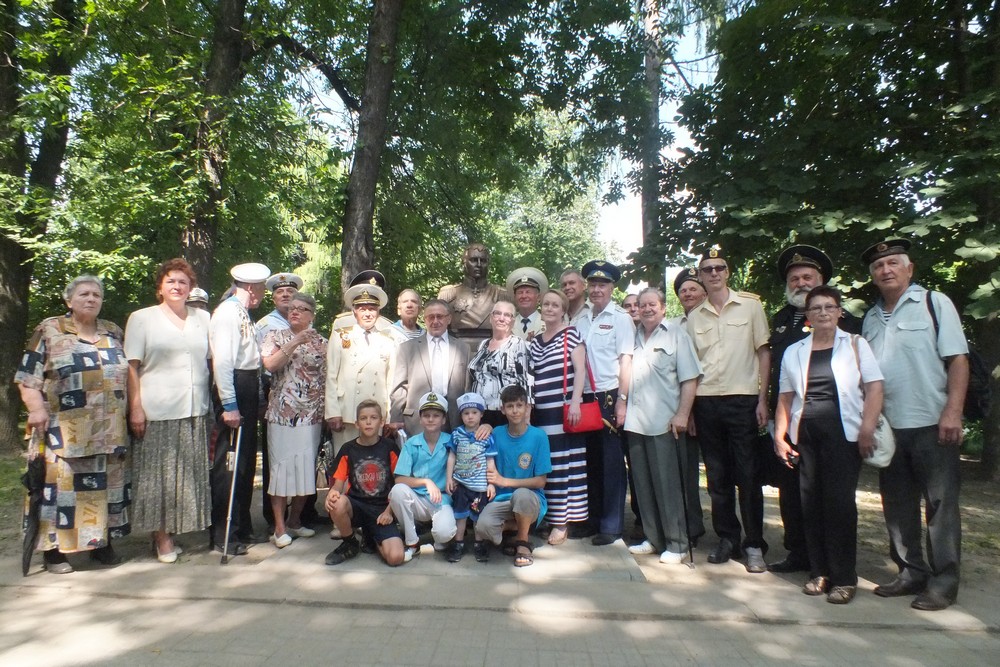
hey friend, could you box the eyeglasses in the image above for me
[806,304,840,314]
[699,265,727,274]
[289,306,313,313]
[491,310,514,319]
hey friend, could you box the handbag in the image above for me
[561,332,604,433]
[851,335,895,468]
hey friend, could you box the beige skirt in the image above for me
[267,422,322,497]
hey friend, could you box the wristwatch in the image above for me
[618,394,628,401]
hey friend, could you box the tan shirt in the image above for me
[686,290,769,396]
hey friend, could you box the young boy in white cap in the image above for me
[446,392,498,562]
[388,392,458,562]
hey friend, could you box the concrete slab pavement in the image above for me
[1,526,998,666]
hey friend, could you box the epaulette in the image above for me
[737,291,761,301]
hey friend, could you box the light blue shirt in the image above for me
[579,304,635,391]
[394,431,453,505]
[862,284,968,429]
[492,425,552,519]
[625,320,703,436]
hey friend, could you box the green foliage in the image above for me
[641,0,1000,326]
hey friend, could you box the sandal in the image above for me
[827,585,857,604]
[513,540,534,567]
[547,526,568,546]
[803,576,829,596]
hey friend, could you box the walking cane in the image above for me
[672,428,696,569]
[221,423,243,565]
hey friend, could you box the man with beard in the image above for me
[767,246,861,574]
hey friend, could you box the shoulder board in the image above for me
[335,326,353,335]
[737,291,761,301]
[611,304,627,314]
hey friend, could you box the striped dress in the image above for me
[528,326,589,525]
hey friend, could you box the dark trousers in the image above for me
[210,369,260,544]
[764,432,807,558]
[880,425,961,600]
[584,389,626,536]
[684,435,705,541]
[622,431,642,525]
[261,376,273,527]
[694,395,766,551]
[798,415,862,586]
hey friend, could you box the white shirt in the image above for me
[124,306,212,420]
[210,297,261,410]
[512,310,544,340]
[426,331,451,395]
[778,328,884,444]
[581,303,635,391]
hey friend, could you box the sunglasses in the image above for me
[699,265,727,274]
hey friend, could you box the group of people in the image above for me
[16,238,968,611]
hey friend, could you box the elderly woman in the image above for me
[528,289,588,545]
[125,258,211,563]
[16,275,130,573]
[261,293,328,547]
[469,299,533,426]
[624,288,702,564]
[775,285,884,604]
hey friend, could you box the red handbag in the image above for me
[561,332,604,433]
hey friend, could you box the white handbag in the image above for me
[851,335,896,468]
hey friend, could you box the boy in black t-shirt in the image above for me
[324,400,404,566]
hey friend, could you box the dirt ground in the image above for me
[1,448,997,583]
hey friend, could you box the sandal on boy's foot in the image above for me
[447,541,466,563]
[473,540,490,563]
[513,540,534,567]
[325,536,360,566]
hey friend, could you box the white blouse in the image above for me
[125,305,212,420]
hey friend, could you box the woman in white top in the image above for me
[774,285,884,604]
[125,258,212,563]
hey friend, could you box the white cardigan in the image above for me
[778,328,884,444]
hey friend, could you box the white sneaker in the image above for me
[659,550,685,565]
[329,526,342,539]
[403,545,420,563]
[287,526,316,538]
[628,540,656,555]
[270,533,292,548]
[432,542,447,552]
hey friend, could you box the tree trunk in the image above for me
[182,0,248,291]
[639,0,662,242]
[340,0,404,299]
[0,0,78,452]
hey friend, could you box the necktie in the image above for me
[364,330,370,345]
[431,337,444,394]
[522,317,530,333]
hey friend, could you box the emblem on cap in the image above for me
[877,243,887,252]
[791,254,803,264]
[361,290,371,299]
[427,392,438,402]
[709,249,719,258]
[368,277,377,285]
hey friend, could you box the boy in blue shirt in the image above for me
[388,392,458,563]
[476,384,551,566]
[445,392,498,562]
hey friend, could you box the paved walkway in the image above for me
[1,522,998,666]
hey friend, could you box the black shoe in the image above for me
[592,533,621,546]
[874,577,926,598]
[212,541,248,556]
[447,541,466,563]
[767,554,810,573]
[568,524,596,540]
[325,536,360,566]
[43,549,74,574]
[238,532,266,545]
[360,533,377,555]
[89,544,122,566]
[473,540,489,563]
[911,590,954,611]
[707,539,740,564]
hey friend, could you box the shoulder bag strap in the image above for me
[850,334,865,397]
[562,331,569,396]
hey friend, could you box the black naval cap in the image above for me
[673,267,703,295]
[698,247,727,265]
[349,270,387,289]
[777,245,833,283]
[582,260,621,283]
[860,238,912,266]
